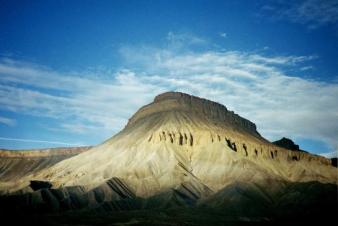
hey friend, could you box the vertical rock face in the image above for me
[127,92,260,137]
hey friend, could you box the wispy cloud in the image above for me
[300,65,314,71]
[166,31,208,50]
[319,150,338,158]
[0,137,83,146]
[0,33,337,154]
[0,58,164,137]
[0,116,16,127]
[261,0,338,29]
[219,32,227,38]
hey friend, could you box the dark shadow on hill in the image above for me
[0,179,337,226]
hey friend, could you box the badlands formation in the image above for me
[0,92,337,225]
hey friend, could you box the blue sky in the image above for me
[0,0,337,157]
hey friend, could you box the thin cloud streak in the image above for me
[261,0,338,29]
[0,137,83,146]
[0,116,16,127]
[319,150,338,158]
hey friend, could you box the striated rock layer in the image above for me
[0,146,90,186]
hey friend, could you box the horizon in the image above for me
[0,0,337,158]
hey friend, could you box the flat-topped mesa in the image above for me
[126,92,259,135]
[0,146,91,158]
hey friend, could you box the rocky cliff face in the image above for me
[127,92,259,137]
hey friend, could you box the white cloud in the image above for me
[0,116,16,127]
[0,137,83,146]
[249,54,317,65]
[300,66,314,71]
[0,59,164,137]
[319,150,338,158]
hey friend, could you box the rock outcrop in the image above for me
[273,137,301,151]
[127,92,260,137]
